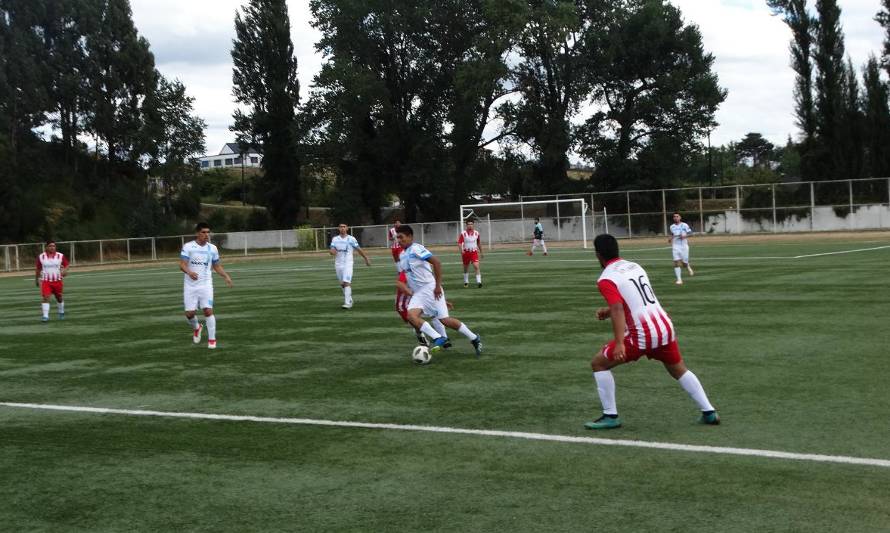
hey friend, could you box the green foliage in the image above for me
[231,0,302,228]
[862,56,890,177]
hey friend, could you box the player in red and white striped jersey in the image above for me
[584,234,719,430]
[387,220,403,263]
[457,220,483,288]
[35,240,70,322]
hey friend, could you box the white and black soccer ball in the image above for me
[411,345,432,365]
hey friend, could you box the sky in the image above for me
[130,0,888,158]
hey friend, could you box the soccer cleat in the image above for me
[430,336,449,352]
[41,316,49,323]
[526,251,533,256]
[471,335,483,357]
[341,303,353,309]
[543,252,549,256]
[477,282,482,288]
[675,279,683,285]
[58,313,65,320]
[416,334,429,347]
[584,415,622,430]
[464,282,468,288]
[193,323,204,344]
[698,410,720,425]
[208,340,217,350]
[687,265,695,276]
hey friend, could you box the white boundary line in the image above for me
[792,245,890,258]
[2,402,888,469]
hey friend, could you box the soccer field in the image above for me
[2,234,890,532]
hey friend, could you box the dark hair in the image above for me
[594,234,620,261]
[673,212,681,216]
[396,224,414,236]
[534,217,540,222]
[45,239,56,246]
[195,222,210,232]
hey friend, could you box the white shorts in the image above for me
[407,285,450,320]
[336,263,354,283]
[672,246,689,263]
[184,285,214,311]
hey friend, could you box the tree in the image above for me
[579,0,725,191]
[736,133,775,168]
[144,75,207,214]
[862,56,890,177]
[839,58,864,180]
[231,0,302,227]
[767,0,817,178]
[878,0,890,77]
[813,0,847,180]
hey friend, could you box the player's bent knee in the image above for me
[203,309,213,317]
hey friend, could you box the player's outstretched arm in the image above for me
[212,263,234,287]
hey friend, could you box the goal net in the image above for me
[458,198,590,249]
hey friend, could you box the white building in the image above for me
[199,143,263,171]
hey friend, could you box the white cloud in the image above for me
[131,0,888,155]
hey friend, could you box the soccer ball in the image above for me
[412,345,432,365]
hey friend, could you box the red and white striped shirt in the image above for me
[37,252,69,282]
[458,230,480,252]
[597,258,675,350]
[389,227,401,249]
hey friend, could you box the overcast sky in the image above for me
[130,0,887,158]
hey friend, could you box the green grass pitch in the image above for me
[1,235,889,532]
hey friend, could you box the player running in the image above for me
[396,225,482,356]
[329,223,371,309]
[180,222,233,349]
[35,240,69,322]
[668,212,694,284]
[527,217,548,256]
[585,233,719,429]
[387,219,403,264]
[395,270,451,348]
[457,219,483,288]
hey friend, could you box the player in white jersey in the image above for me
[668,212,694,284]
[396,225,482,356]
[584,233,719,429]
[179,222,233,349]
[457,220,483,288]
[329,223,371,309]
[35,240,69,322]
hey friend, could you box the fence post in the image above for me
[772,184,777,233]
[314,228,319,252]
[698,188,704,232]
[810,181,815,231]
[487,213,492,250]
[244,232,248,256]
[70,242,76,266]
[626,191,632,238]
[126,239,131,262]
[99,240,104,264]
[735,186,741,234]
[279,230,284,255]
[151,237,157,261]
[3,246,8,272]
[15,245,19,271]
[420,223,425,246]
[555,196,561,242]
[848,179,854,230]
[662,189,667,235]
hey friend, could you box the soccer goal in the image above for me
[459,198,590,249]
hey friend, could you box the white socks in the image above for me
[464,273,469,283]
[678,371,715,412]
[343,286,352,304]
[58,302,64,314]
[41,303,50,318]
[187,316,199,329]
[594,371,618,415]
[476,274,482,284]
[419,322,441,340]
[431,318,447,338]
[206,315,217,341]
[674,267,682,281]
[457,323,476,340]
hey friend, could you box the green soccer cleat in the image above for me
[584,415,622,430]
[698,411,720,425]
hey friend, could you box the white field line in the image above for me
[2,402,889,469]
[792,245,890,258]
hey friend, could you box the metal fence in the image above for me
[4,177,889,272]
[523,177,890,238]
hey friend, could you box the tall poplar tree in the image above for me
[231,0,302,227]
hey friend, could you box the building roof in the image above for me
[219,143,262,155]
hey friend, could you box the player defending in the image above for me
[457,219,483,288]
[329,223,371,309]
[180,222,233,349]
[35,240,69,322]
[396,225,482,356]
[387,219,403,264]
[527,217,548,256]
[585,233,719,429]
[668,212,694,284]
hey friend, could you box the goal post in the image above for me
[459,198,589,249]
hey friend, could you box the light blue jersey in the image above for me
[180,240,220,288]
[330,235,361,266]
[399,242,435,291]
[669,223,692,246]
